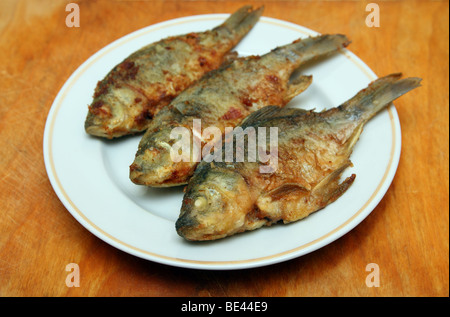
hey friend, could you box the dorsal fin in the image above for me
[239,106,309,128]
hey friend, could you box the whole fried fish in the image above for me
[176,73,421,241]
[130,34,350,186]
[85,5,263,138]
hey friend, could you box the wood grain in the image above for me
[0,0,448,297]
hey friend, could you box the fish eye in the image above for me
[194,196,207,211]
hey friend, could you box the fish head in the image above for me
[129,125,197,187]
[176,163,254,241]
[85,82,155,138]
[84,98,128,139]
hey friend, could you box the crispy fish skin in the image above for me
[176,74,422,241]
[130,34,350,187]
[84,5,264,138]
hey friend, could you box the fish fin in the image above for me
[312,161,354,198]
[218,6,264,39]
[267,183,309,200]
[240,106,308,128]
[239,106,283,127]
[222,51,239,63]
[284,75,313,103]
[323,173,356,205]
[255,165,355,224]
[340,73,422,124]
[255,183,310,223]
[340,122,365,157]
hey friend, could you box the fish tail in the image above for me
[341,73,422,123]
[217,5,264,40]
[266,34,350,67]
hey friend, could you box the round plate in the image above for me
[43,14,401,270]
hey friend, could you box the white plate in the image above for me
[43,14,401,270]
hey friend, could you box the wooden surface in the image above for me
[0,0,448,297]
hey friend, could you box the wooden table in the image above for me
[0,0,448,297]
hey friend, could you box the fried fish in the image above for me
[85,5,263,138]
[130,34,350,186]
[176,73,421,241]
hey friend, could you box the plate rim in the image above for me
[43,14,401,270]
